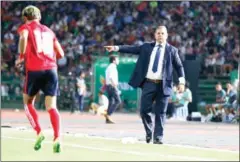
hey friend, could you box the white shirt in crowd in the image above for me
[146,42,166,80]
[105,63,118,86]
[99,94,109,108]
[76,77,86,95]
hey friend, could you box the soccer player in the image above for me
[15,5,64,153]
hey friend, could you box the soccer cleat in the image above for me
[34,134,45,151]
[53,140,61,153]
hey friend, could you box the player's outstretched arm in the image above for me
[54,39,64,59]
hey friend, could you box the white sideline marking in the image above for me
[2,136,220,161]
[75,135,239,153]
[3,128,239,153]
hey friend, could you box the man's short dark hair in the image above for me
[156,25,168,31]
[79,70,85,76]
[109,55,117,63]
[226,82,232,85]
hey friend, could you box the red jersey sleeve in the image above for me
[17,24,28,34]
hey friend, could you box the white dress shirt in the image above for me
[146,42,166,80]
[76,77,86,95]
[105,63,118,86]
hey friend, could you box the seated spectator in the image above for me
[90,91,109,115]
[205,83,226,121]
[182,82,192,118]
[173,82,192,120]
[222,82,237,122]
[223,82,237,115]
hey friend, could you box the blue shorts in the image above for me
[24,69,58,96]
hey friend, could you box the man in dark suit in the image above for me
[104,25,185,144]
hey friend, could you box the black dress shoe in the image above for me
[146,135,152,143]
[153,138,163,144]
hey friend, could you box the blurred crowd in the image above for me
[2,1,239,75]
[1,1,239,115]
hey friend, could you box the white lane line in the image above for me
[2,136,219,161]
[74,135,239,153]
[2,127,239,153]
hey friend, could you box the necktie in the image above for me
[152,45,161,73]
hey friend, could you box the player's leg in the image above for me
[43,69,61,153]
[23,71,45,151]
[23,94,41,135]
[45,96,61,153]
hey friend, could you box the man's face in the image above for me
[226,83,232,89]
[81,73,85,78]
[155,27,168,44]
[178,84,185,92]
[216,84,222,91]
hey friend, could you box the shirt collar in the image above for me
[155,42,166,48]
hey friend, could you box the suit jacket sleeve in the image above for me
[172,48,185,78]
[118,45,141,55]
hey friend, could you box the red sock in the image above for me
[48,108,60,141]
[24,104,41,135]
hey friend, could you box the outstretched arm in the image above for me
[104,45,141,55]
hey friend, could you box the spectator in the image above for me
[213,48,225,75]
[90,91,109,116]
[173,83,185,119]
[182,82,192,118]
[173,82,192,120]
[76,71,87,113]
[205,83,226,122]
[223,82,237,122]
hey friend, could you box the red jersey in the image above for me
[17,21,58,71]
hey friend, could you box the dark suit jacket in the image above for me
[119,42,185,96]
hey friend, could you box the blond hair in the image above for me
[22,5,41,20]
